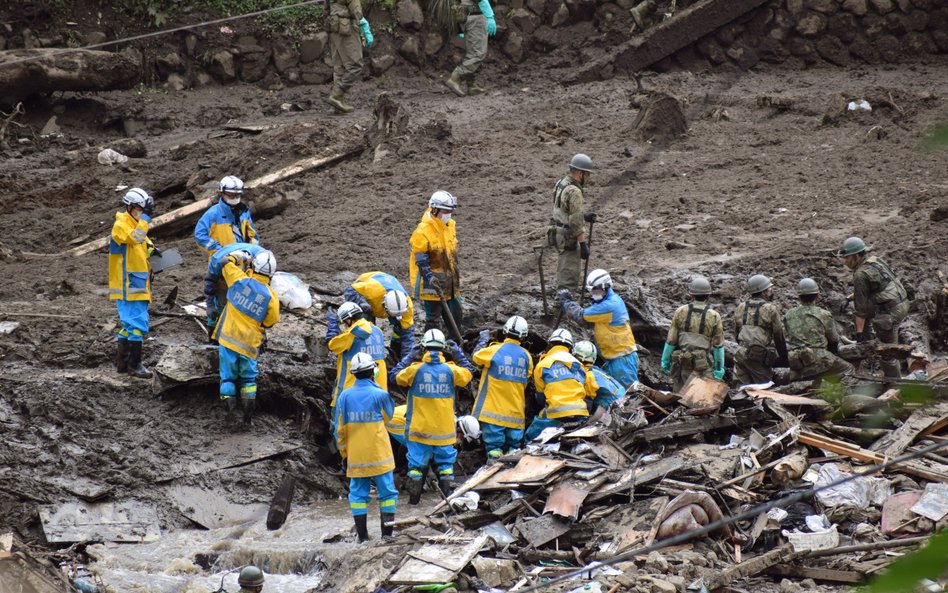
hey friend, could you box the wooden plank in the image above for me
[166,485,267,529]
[679,375,728,410]
[869,401,948,457]
[745,388,831,408]
[388,534,489,584]
[797,430,948,483]
[629,409,767,444]
[765,565,865,584]
[703,545,796,590]
[39,501,161,543]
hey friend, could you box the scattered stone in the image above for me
[23,29,40,49]
[510,8,541,33]
[875,34,902,61]
[423,33,444,56]
[82,31,108,46]
[165,73,188,92]
[815,34,851,65]
[398,36,423,66]
[716,22,744,45]
[650,578,677,593]
[272,41,300,73]
[870,0,895,13]
[630,92,687,142]
[726,43,760,69]
[696,37,727,64]
[527,0,548,17]
[796,12,827,36]
[551,3,570,27]
[806,0,839,13]
[299,61,332,84]
[206,49,236,82]
[849,36,880,62]
[192,69,216,89]
[39,116,60,136]
[299,33,328,64]
[110,138,147,158]
[371,52,396,74]
[904,31,937,53]
[787,0,806,16]
[865,125,887,141]
[564,0,596,20]
[828,12,859,42]
[843,0,869,14]
[397,0,425,31]
[503,29,525,62]
[238,35,258,47]
[930,205,948,222]
[903,10,929,30]
[239,47,271,83]
[155,50,185,77]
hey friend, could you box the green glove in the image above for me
[712,346,725,380]
[661,342,675,376]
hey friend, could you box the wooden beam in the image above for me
[797,430,948,483]
[703,545,796,590]
[765,565,865,584]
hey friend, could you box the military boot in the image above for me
[407,478,424,505]
[467,79,485,96]
[115,338,129,373]
[127,341,152,379]
[353,515,369,542]
[438,476,455,497]
[380,512,395,537]
[444,70,467,97]
[324,86,355,113]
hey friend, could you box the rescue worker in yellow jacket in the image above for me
[109,188,156,379]
[573,340,626,421]
[559,268,640,386]
[326,302,389,433]
[344,271,416,358]
[661,276,726,391]
[390,328,474,504]
[409,191,462,332]
[525,329,589,441]
[212,250,280,425]
[335,352,397,542]
[470,315,534,462]
[194,176,259,257]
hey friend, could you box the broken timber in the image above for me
[702,545,796,590]
[623,408,767,445]
[563,0,770,85]
[0,49,139,105]
[797,430,948,483]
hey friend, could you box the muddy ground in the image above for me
[1,52,947,590]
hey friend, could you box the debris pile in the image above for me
[353,373,948,593]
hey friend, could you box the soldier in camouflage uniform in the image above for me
[661,276,726,392]
[784,278,852,382]
[444,0,497,97]
[838,236,909,378]
[733,274,788,386]
[547,154,594,291]
[324,0,374,113]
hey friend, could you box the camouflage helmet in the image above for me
[238,565,265,588]
[688,275,712,296]
[837,236,867,257]
[746,274,773,295]
[796,278,820,296]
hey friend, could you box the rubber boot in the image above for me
[444,70,467,97]
[407,478,424,505]
[115,338,129,374]
[467,79,485,96]
[438,476,455,497]
[127,341,152,379]
[354,515,370,542]
[223,396,237,417]
[381,512,395,537]
[324,86,355,113]
[243,399,256,426]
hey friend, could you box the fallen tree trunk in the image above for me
[0,49,139,105]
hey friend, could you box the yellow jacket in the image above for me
[108,211,152,302]
[472,338,534,429]
[386,404,408,439]
[348,271,415,331]
[534,346,588,419]
[397,351,472,446]
[409,211,460,302]
[328,318,388,407]
[579,289,637,359]
[194,200,258,257]
[336,377,396,478]
[212,262,280,359]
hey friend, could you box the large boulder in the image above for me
[503,28,525,62]
[397,0,425,30]
[299,33,328,63]
[206,49,237,82]
[424,32,444,56]
[399,35,423,66]
[239,46,271,83]
[272,41,300,73]
[509,8,541,33]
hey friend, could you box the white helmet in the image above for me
[503,315,529,340]
[219,175,244,194]
[573,340,598,364]
[337,301,363,323]
[251,250,276,278]
[123,187,151,208]
[586,268,613,292]
[422,328,447,350]
[549,328,573,347]
[383,290,409,319]
[428,190,457,211]
[457,415,481,442]
[350,351,377,374]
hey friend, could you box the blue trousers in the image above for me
[482,422,523,460]
[604,351,639,386]
[219,346,258,400]
[406,441,456,480]
[116,300,149,342]
[349,471,398,516]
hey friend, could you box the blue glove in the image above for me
[359,18,374,46]
[478,0,495,19]
[712,346,725,381]
[326,308,340,341]
[446,340,477,373]
[661,342,675,376]
[557,289,571,303]
[342,287,371,312]
[474,329,490,354]
[486,17,497,36]
[559,293,583,321]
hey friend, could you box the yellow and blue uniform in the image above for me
[393,350,473,481]
[562,288,639,386]
[409,211,462,330]
[583,364,626,413]
[336,377,397,517]
[344,271,416,357]
[194,199,258,257]
[471,336,533,460]
[212,262,280,402]
[327,318,389,408]
[525,345,588,441]
[386,404,408,446]
[109,210,152,342]
[205,242,266,330]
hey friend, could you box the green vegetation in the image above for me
[121,0,326,36]
[860,530,948,593]
[921,124,948,152]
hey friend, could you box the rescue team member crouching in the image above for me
[344,271,416,359]
[326,301,388,433]
[525,329,589,441]
[204,242,266,334]
[572,340,626,422]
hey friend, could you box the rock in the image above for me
[849,36,880,62]
[645,551,669,572]
[673,44,710,69]
[510,8,541,33]
[883,12,906,33]
[299,33,328,63]
[527,0,548,17]
[650,578,677,593]
[727,42,760,69]
[870,0,895,13]
[398,35,423,66]
[423,33,444,56]
[865,125,887,141]
[532,26,563,50]
[912,0,932,8]
[788,37,819,62]
[82,31,108,46]
[155,50,185,77]
[110,138,147,158]
[371,52,396,73]
[796,12,827,36]
[779,578,801,593]
[595,2,622,25]
[930,205,948,222]
[257,71,283,91]
[192,69,216,88]
[933,29,948,52]
[185,34,199,57]
[843,0,869,13]
[875,34,902,61]
[757,36,790,62]
[828,12,859,42]
[206,49,236,82]
[503,28,525,62]
[903,10,929,30]
[815,34,850,64]
[239,47,271,83]
[397,0,425,31]
[39,116,59,136]
[551,3,570,26]
[272,41,299,73]
[564,0,596,20]
[864,14,885,36]
[806,0,838,12]
[896,0,912,11]
[716,22,744,45]
[299,61,332,84]
[238,35,258,47]
[696,37,727,64]
[23,29,40,49]
[165,73,188,91]
[904,31,937,53]
[787,0,805,15]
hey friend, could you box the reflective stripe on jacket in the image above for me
[534,346,588,419]
[108,211,151,302]
[194,200,258,257]
[397,351,473,446]
[328,318,388,406]
[409,211,460,302]
[212,263,280,359]
[336,377,395,478]
[348,271,415,331]
[472,338,533,429]
[581,289,637,359]
[583,365,626,410]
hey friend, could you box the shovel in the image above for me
[534,246,552,322]
[438,290,464,344]
[579,219,595,306]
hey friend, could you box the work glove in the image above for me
[428,275,443,294]
[478,0,497,36]
[583,212,597,223]
[446,339,461,355]
[359,18,374,47]
[557,289,571,303]
[475,329,490,353]
[660,342,674,376]
[854,332,866,343]
[485,16,497,36]
[580,242,590,260]
[712,346,725,381]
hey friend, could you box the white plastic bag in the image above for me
[814,463,892,508]
[97,148,128,165]
[269,272,313,310]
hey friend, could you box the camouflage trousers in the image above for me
[870,300,909,379]
[788,348,853,382]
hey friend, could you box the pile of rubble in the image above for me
[349,371,948,593]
